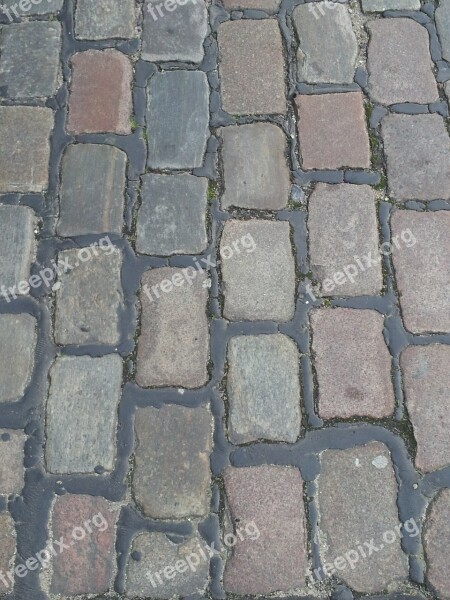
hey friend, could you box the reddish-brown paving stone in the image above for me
[401,345,450,473]
[0,512,15,594]
[391,210,450,333]
[223,465,308,594]
[67,49,132,134]
[296,92,370,170]
[49,494,120,596]
[0,430,25,496]
[425,489,450,599]
[311,308,395,419]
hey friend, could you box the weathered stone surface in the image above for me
[308,183,382,296]
[54,248,124,345]
[436,0,450,63]
[311,308,395,418]
[362,0,419,10]
[142,0,207,63]
[0,106,53,192]
[221,220,295,321]
[0,206,36,295]
[317,443,408,592]
[227,335,301,443]
[367,20,438,105]
[137,267,209,387]
[446,81,450,107]
[0,430,25,496]
[0,22,61,99]
[222,0,280,10]
[223,465,307,594]
[133,405,212,518]
[75,0,137,39]
[46,355,122,473]
[137,174,208,255]
[147,71,209,169]
[0,315,36,404]
[296,92,370,169]
[382,114,450,201]
[49,494,120,596]
[402,345,450,473]
[67,49,133,135]
[126,532,210,598]
[221,123,290,210]
[391,210,450,333]
[218,20,285,115]
[0,513,15,595]
[293,3,357,84]
[57,144,126,237]
[2,0,64,15]
[425,489,450,599]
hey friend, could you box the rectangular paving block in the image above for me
[221,220,296,321]
[382,114,450,201]
[391,210,450,333]
[436,0,450,63]
[223,465,308,594]
[0,206,36,295]
[2,0,64,16]
[75,0,137,39]
[136,173,208,255]
[0,106,53,192]
[402,345,450,473]
[227,334,301,443]
[133,405,212,519]
[362,0,419,10]
[142,0,207,63]
[0,22,61,98]
[222,0,280,9]
[57,144,127,237]
[146,70,209,169]
[311,308,395,418]
[425,489,450,599]
[67,49,132,135]
[218,20,285,115]
[220,123,290,210]
[49,494,120,596]
[0,430,25,496]
[137,267,209,388]
[308,183,382,296]
[0,314,36,403]
[45,355,123,473]
[317,443,408,592]
[54,247,124,345]
[0,512,15,595]
[296,92,370,169]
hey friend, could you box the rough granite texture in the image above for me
[0,430,25,495]
[436,0,450,63]
[425,489,450,599]
[75,0,137,39]
[0,314,36,403]
[0,205,36,295]
[0,513,15,595]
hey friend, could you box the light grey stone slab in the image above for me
[0,430,25,495]
[75,0,137,39]
[362,0,420,11]
[0,206,36,294]
[436,0,450,63]
[2,0,64,15]
[0,314,36,403]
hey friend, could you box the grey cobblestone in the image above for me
[0,430,25,495]
[0,314,36,403]
[0,512,15,595]
[75,0,137,40]
[362,0,420,10]
[436,0,450,62]
[0,206,36,295]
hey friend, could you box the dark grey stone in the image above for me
[2,0,64,16]
[0,206,36,293]
[436,0,450,62]
[0,314,36,403]
[75,0,137,39]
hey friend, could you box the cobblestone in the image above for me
[75,0,137,39]
[220,123,290,210]
[2,0,64,14]
[0,513,15,595]
[0,206,36,294]
[222,0,280,9]
[311,308,395,419]
[425,489,450,599]
[0,430,25,496]
[227,334,301,443]
[391,210,450,333]
[436,0,450,62]
[362,0,419,10]
[133,405,212,519]
[0,314,36,403]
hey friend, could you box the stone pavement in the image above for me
[0,0,449,598]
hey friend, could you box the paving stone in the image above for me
[308,183,382,297]
[0,512,15,595]
[436,0,450,63]
[2,0,64,16]
[133,405,212,519]
[367,20,438,105]
[0,206,36,296]
[391,210,450,333]
[311,308,395,418]
[317,443,408,592]
[147,70,209,169]
[136,174,208,255]
[223,465,307,594]
[0,22,61,99]
[0,106,53,192]
[445,81,450,107]
[67,49,133,135]
[57,144,126,237]
[296,93,370,169]
[0,430,25,495]
[362,0,419,10]
[424,489,450,599]
[0,314,36,404]
[218,20,285,115]
[293,4,357,84]
[49,494,120,596]
[227,335,301,443]
[75,0,137,39]
[126,532,210,598]
[222,0,280,10]
[221,220,295,321]
[220,123,290,210]
[142,0,207,63]
[402,345,450,473]
[137,267,209,388]
[45,355,122,473]
[381,114,450,201]
[54,248,124,345]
